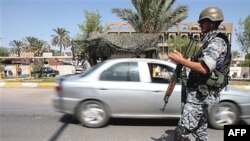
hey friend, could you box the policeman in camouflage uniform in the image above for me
[168,7,231,141]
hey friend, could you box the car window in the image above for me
[100,62,140,82]
[148,63,174,83]
[79,61,105,77]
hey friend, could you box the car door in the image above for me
[141,62,182,117]
[96,61,152,115]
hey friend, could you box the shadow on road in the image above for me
[149,119,249,141]
[49,123,68,141]
[109,118,179,126]
[238,119,249,125]
[55,114,249,128]
[59,114,79,124]
[48,114,78,141]
[49,114,249,141]
[58,114,180,127]
[151,130,175,141]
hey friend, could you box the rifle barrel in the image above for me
[161,37,198,112]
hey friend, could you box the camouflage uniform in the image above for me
[174,30,228,141]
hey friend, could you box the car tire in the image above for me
[76,100,110,128]
[209,102,240,130]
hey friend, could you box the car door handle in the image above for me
[99,88,107,90]
[153,90,163,92]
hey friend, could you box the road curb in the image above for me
[0,82,55,88]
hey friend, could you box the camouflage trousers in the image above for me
[174,91,212,141]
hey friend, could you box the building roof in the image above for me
[85,32,160,53]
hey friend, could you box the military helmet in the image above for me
[198,7,224,23]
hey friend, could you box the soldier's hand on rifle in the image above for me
[168,50,184,64]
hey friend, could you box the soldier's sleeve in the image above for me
[200,37,227,72]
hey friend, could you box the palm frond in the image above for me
[112,8,140,31]
[112,0,188,33]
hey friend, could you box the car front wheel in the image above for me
[76,100,110,128]
[209,102,240,130]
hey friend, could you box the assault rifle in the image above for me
[161,37,198,112]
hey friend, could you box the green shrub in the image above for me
[31,59,44,78]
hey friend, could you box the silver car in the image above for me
[53,58,250,129]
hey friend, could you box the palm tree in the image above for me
[167,35,199,56]
[23,36,39,52]
[167,35,187,53]
[33,40,51,56]
[112,0,188,33]
[232,50,241,59]
[20,36,51,56]
[51,27,71,56]
[9,40,24,57]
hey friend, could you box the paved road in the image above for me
[0,88,228,141]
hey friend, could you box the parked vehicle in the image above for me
[41,67,59,77]
[52,58,250,129]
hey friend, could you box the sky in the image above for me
[1,0,250,52]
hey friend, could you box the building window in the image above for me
[108,25,119,31]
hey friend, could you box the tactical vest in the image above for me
[187,32,231,92]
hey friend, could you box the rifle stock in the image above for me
[161,37,198,112]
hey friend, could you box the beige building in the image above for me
[103,22,250,78]
[105,21,233,59]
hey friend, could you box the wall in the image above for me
[1,65,75,78]
[230,67,250,78]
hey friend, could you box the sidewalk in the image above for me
[0,81,250,90]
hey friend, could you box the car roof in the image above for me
[104,58,176,67]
